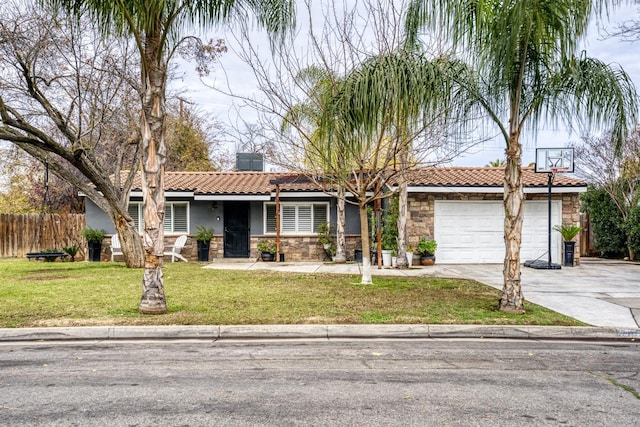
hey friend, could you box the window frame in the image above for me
[127,201,190,234]
[263,201,330,235]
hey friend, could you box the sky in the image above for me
[170,1,640,169]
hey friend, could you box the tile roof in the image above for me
[128,166,585,195]
[130,171,323,195]
[398,166,586,188]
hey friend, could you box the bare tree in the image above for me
[0,3,147,266]
[213,0,471,283]
[607,4,640,42]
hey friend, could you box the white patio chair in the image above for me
[110,234,123,262]
[164,234,188,262]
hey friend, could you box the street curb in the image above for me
[0,325,639,342]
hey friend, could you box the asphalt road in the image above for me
[1,339,639,426]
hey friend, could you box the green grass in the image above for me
[0,259,585,328]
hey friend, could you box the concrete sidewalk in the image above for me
[204,258,640,328]
[1,324,639,342]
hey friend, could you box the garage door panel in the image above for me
[434,200,561,264]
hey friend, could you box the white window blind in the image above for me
[130,202,189,233]
[164,202,189,233]
[264,202,329,234]
[128,203,142,233]
[266,204,277,233]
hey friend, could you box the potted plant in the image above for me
[553,224,581,267]
[381,239,396,267]
[257,239,277,262]
[194,226,215,262]
[406,245,415,267]
[82,227,105,262]
[418,238,437,265]
[380,198,399,267]
[62,244,80,262]
[317,222,337,260]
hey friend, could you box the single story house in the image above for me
[85,166,586,264]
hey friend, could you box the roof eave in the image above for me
[406,186,587,194]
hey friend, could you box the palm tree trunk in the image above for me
[138,37,167,315]
[333,185,347,263]
[500,140,525,313]
[359,199,373,284]
[396,149,409,268]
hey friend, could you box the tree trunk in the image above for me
[138,37,167,315]
[396,149,409,268]
[112,212,144,268]
[500,140,525,314]
[333,186,347,263]
[359,200,372,284]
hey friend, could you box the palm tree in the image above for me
[50,0,295,314]
[281,65,349,263]
[405,0,637,313]
[321,50,458,283]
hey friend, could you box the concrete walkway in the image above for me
[204,258,640,328]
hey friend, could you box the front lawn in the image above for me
[0,259,584,327]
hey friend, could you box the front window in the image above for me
[264,202,329,234]
[127,202,189,234]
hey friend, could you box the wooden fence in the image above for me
[0,213,86,258]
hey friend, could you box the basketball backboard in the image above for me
[534,148,574,173]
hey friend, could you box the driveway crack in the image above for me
[589,371,640,400]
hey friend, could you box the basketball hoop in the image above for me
[526,148,575,270]
[535,148,575,173]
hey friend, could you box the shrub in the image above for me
[257,240,277,254]
[581,186,627,258]
[418,238,437,255]
[624,205,640,260]
[553,224,582,241]
[194,226,214,242]
[82,227,105,243]
[381,195,399,250]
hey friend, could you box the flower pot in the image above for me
[391,256,397,267]
[87,241,102,262]
[381,249,393,267]
[261,252,275,262]
[406,252,414,266]
[563,241,576,267]
[420,254,435,266]
[197,240,210,262]
[354,249,363,263]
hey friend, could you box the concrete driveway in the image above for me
[441,258,640,328]
[205,258,640,328]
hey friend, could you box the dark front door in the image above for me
[224,201,250,258]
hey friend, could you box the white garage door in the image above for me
[434,200,562,264]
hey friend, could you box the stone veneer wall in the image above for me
[250,235,363,262]
[104,234,365,262]
[406,192,583,265]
